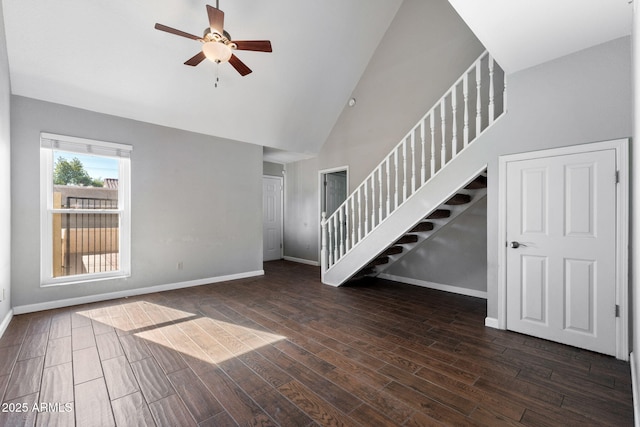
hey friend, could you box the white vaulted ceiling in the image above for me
[2,0,402,159]
[448,0,633,74]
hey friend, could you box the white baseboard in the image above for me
[12,270,265,315]
[484,317,500,329]
[283,256,320,267]
[377,273,487,299]
[0,309,13,338]
[632,352,640,427]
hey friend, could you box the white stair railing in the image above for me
[321,51,506,275]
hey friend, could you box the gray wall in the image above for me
[284,0,484,263]
[283,157,319,262]
[385,197,487,293]
[263,161,284,177]
[11,96,263,309]
[0,2,10,324]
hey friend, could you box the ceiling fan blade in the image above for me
[229,54,252,76]
[154,23,202,41]
[233,40,272,53]
[184,51,206,66]
[206,5,225,35]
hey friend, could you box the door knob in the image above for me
[510,241,527,248]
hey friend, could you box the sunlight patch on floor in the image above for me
[77,300,287,365]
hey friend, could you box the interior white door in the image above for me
[505,148,617,356]
[263,176,282,261]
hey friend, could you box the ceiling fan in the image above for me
[154,2,272,76]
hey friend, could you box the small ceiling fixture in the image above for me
[202,40,232,64]
[154,1,272,76]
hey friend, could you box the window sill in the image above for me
[41,272,130,287]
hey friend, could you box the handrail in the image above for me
[321,50,506,274]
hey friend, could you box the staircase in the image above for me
[321,51,506,287]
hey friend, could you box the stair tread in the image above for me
[445,193,472,205]
[411,222,434,232]
[395,234,419,245]
[384,246,403,256]
[465,175,487,189]
[427,209,451,219]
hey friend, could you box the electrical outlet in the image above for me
[177,262,183,270]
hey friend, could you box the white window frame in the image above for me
[40,132,132,286]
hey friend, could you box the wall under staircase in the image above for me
[321,51,506,287]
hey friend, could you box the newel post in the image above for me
[320,211,327,281]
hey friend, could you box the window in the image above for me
[40,133,132,285]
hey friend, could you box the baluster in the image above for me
[327,215,334,266]
[489,55,495,124]
[386,158,391,217]
[463,74,469,147]
[440,98,447,167]
[364,183,369,234]
[394,148,399,210]
[340,205,349,255]
[420,120,426,184]
[342,205,351,254]
[476,60,482,136]
[378,166,383,221]
[350,197,355,247]
[402,139,407,202]
[338,207,344,257]
[411,132,416,194]
[430,113,436,177]
[321,212,327,271]
[371,173,376,229]
[451,85,458,157]
[357,187,362,240]
[335,215,341,261]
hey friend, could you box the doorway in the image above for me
[263,176,283,261]
[319,167,349,261]
[498,139,628,359]
[321,168,348,217]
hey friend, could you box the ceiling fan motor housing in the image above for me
[203,28,236,50]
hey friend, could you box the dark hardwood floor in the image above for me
[0,260,633,426]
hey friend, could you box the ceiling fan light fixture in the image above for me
[202,41,232,63]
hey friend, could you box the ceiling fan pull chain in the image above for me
[215,62,220,88]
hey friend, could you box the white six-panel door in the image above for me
[505,148,618,356]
